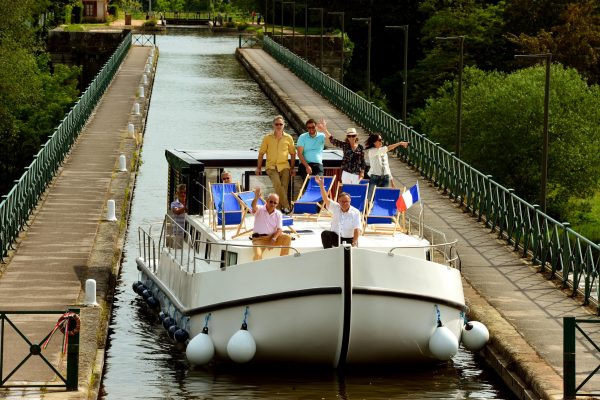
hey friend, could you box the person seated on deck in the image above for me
[315,176,362,248]
[251,188,292,260]
[221,170,233,183]
[169,183,187,249]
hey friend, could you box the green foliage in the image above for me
[411,64,600,220]
[0,0,81,195]
[119,0,141,14]
[507,1,600,85]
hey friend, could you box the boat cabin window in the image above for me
[221,250,238,268]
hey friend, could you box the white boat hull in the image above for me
[137,245,466,366]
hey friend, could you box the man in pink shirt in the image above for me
[251,187,292,260]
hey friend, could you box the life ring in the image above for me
[57,312,81,336]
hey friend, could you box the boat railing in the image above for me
[388,239,460,269]
[143,214,302,273]
[138,225,159,271]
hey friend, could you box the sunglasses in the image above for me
[268,200,278,204]
[222,177,231,181]
[376,138,382,142]
[274,123,284,126]
[306,125,316,130]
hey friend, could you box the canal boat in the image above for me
[134,149,487,367]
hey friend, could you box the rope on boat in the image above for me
[435,304,442,327]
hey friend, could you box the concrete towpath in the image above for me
[0,45,152,399]
[237,47,600,399]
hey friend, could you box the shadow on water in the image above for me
[100,29,517,400]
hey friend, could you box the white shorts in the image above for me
[341,170,361,184]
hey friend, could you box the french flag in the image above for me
[396,183,420,212]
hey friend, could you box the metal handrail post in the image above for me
[563,316,576,398]
[65,308,80,391]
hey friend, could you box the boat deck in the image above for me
[189,211,430,253]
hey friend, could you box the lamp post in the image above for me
[309,8,324,70]
[328,11,345,85]
[385,25,408,123]
[352,17,372,99]
[272,0,276,36]
[280,0,284,41]
[297,3,307,59]
[265,0,268,33]
[515,53,552,213]
[435,35,464,158]
[284,2,295,52]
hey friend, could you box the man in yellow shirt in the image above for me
[256,115,296,213]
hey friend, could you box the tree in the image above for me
[507,1,600,84]
[0,0,80,195]
[407,0,507,112]
[410,64,600,220]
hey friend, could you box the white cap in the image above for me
[346,128,357,136]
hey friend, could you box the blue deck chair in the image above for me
[233,191,298,237]
[341,183,369,215]
[292,175,336,219]
[209,182,244,231]
[364,187,401,235]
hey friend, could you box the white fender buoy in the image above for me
[142,74,148,85]
[133,102,140,115]
[127,122,135,136]
[461,321,489,351]
[138,85,145,98]
[429,325,459,361]
[106,199,117,221]
[144,64,151,74]
[186,328,214,365]
[227,324,256,363]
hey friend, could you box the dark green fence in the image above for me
[262,36,600,312]
[0,32,132,262]
[564,317,600,398]
[1,309,80,390]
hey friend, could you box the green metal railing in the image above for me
[262,36,600,312]
[0,32,132,262]
[564,317,600,398]
[1,309,79,390]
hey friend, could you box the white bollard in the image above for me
[119,154,127,172]
[106,199,117,221]
[138,85,145,98]
[128,123,135,136]
[134,102,140,115]
[85,279,98,306]
[142,74,148,85]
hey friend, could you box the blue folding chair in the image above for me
[364,187,401,235]
[209,182,244,231]
[292,175,336,219]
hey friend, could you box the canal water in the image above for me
[100,29,516,399]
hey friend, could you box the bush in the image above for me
[143,18,157,27]
[108,5,118,17]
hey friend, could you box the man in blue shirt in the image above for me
[297,118,326,180]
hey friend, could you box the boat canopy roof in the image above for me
[166,149,344,171]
